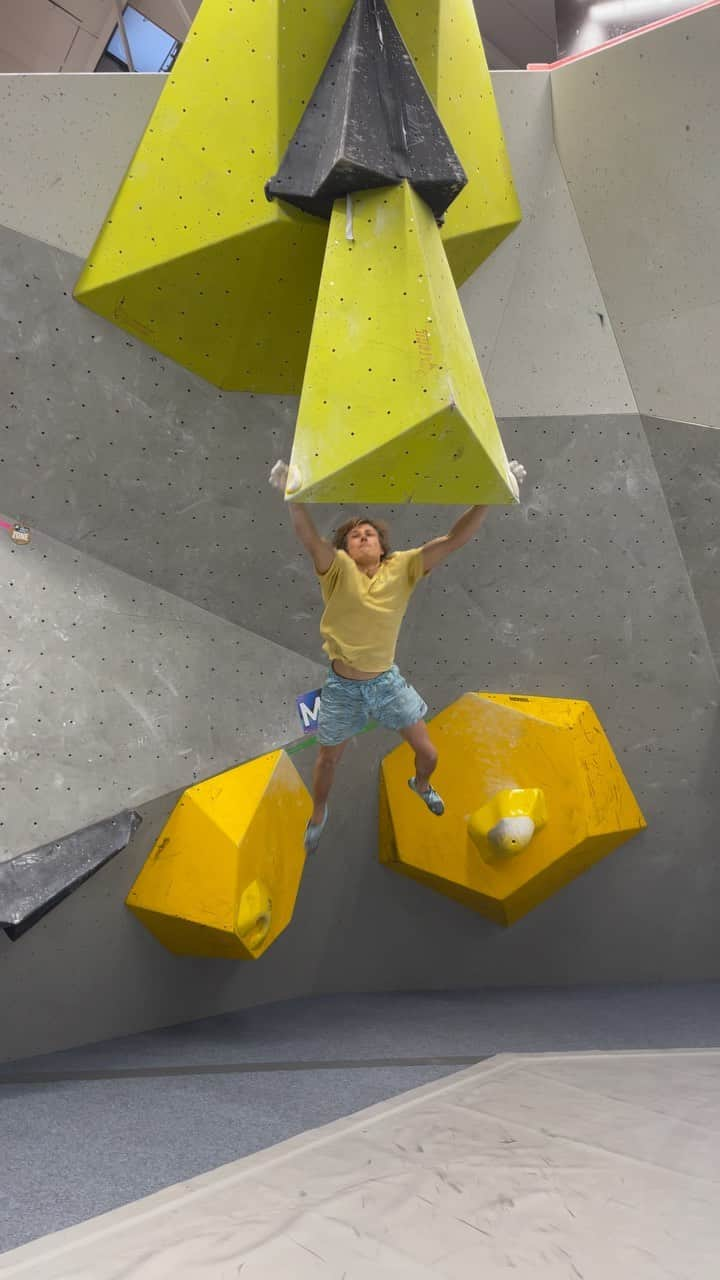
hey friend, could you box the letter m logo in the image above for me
[296,689,322,735]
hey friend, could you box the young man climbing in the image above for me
[270,459,526,853]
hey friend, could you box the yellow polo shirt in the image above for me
[317,548,426,672]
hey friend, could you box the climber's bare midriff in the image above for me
[331,658,387,681]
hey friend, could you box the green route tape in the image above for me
[287,720,378,756]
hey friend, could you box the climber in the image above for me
[269,459,527,854]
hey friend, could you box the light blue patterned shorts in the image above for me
[317,665,428,746]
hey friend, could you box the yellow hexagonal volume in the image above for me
[380,693,647,926]
[126,751,311,958]
[73,0,519,393]
[287,183,517,504]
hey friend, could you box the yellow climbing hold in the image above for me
[235,879,273,953]
[468,787,548,855]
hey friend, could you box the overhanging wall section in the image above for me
[0,59,719,1062]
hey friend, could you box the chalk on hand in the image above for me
[269,460,289,491]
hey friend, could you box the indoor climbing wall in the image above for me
[0,1,719,1062]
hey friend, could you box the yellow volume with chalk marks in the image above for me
[380,693,647,926]
[73,0,520,393]
[126,750,311,959]
[288,183,517,505]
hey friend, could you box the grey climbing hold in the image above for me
[266,0,467,222]
[0,810,141,940]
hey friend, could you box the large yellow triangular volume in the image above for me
[73,0,332,393]
[287,183,517,504]
[73,0,519,392]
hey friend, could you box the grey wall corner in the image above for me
[550,6,720,431]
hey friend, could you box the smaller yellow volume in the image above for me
[127,750,311,959]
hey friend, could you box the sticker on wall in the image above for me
[296,688,322,734]
[0,517,30,545]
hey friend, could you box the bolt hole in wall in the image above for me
[98,6,181,73]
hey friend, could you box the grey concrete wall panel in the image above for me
[478,145,637,416]
[551,7,720,427]
[0,810,140,940]
[0,225,319,663]
[461,73,636,417]
[613,299,720,428]
[0,524,324,863]
[460,72,554,388]
[3,413,720,1063]
[643,415,720,670]
[0,73,163,256]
